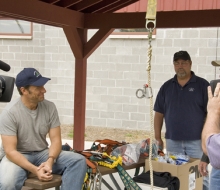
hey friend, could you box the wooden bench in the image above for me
[22,173,62,190]
[22,158,145,190]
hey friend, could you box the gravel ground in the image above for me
[60,125,165,144]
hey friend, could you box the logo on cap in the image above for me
[34,71,41,77]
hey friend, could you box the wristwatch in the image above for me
[48,156,56,163]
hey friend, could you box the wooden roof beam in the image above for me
[97,0,139,13]
[63,26,114,59]
[70,0,102,11]
[40,0,61,4]
[84,28,114,58]
[0,0,84,28]
[85,10,220,29]
[84,12,145,28]
[55,0,82,8]
[82,0,120,13]
[63,26,84,58]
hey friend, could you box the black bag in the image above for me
[133,171,180,190]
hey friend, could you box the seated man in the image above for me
[0,68,87,190]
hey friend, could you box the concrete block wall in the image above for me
[0,24,47,107]
[86,27,219,131]
[43,25,75,124]
[0,24,219,131]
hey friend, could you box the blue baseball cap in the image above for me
[15,68,51,87]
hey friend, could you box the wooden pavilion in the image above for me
[0,0,220,150]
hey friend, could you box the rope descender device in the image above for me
[136,84,153,99]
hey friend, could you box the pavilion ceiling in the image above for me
[39,0,139,13]
[1,0,220,29]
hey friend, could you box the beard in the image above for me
[177,69,186,78]
[176,69,186,78]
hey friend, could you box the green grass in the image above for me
[125,133,133,137]
[67,130,86,138]
[68,130,74,138]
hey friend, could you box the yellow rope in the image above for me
[96,152,123,169]
[82,173,89,190]
[84,172,88,182]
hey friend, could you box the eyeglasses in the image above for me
[173,61,189,66]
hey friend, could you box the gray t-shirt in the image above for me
[0,98,60,159]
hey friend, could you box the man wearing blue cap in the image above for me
[0,68,87,190]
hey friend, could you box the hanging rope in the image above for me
[136,0,157,190]
[146,1,157,189]
[146,28,154,190]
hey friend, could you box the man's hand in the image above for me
[36,160,53,181]
[198,161,208,176]
[156,138,164,151]
[36,166,53,181]
[37,160,53,172]
[154,112,164,151]
[207,84,220,114]
[37,162,51,170]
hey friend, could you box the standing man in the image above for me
[202,83,220,190]
[154,51,209,189]
[0,68,87,190]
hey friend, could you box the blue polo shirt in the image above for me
[154,72,209,140]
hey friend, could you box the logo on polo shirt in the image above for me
[34,71,41,77]
[189,87,194,92]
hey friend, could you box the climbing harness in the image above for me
[93,152,123,169]
[79,151,102,190]
[83,170,102,190]
[90,139,126,156]
[136,0,157,189]
[82,158,102,190]
[89,151,141,190]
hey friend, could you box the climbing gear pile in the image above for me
[63,139,142,190]
[84,139,142,190]
[89,139,126,156]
